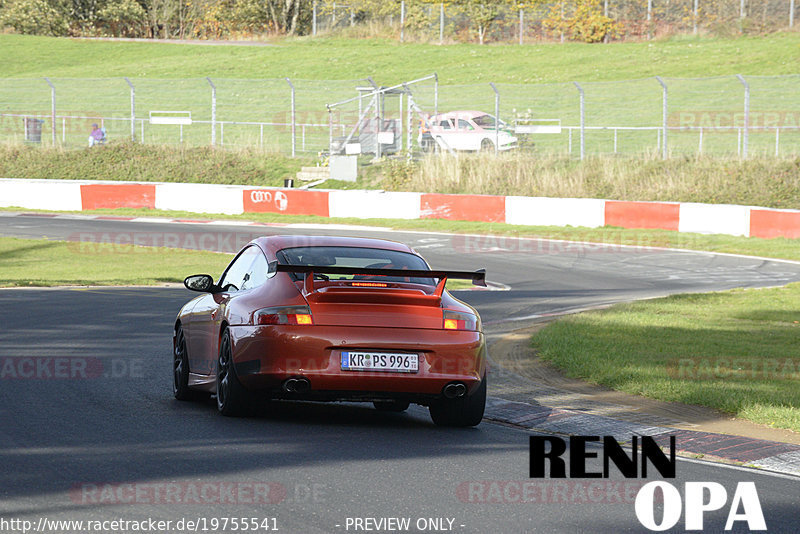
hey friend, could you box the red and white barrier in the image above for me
[605,201,680,231]
[679,203,751,237]
[0,178,798,240]
[156,183,244,215]
[750,209,800,239]
[245,189,330,217]
[81,184,156,210]
[505,197,605,228]
[0,178,83,211]
[328,191,421,220]
[421,193,505,223]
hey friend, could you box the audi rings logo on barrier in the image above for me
[250,190,289,211]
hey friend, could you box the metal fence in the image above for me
[311,1,798,43]
[2,74,799,158]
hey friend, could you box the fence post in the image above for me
[400,1,405,42]
[403,83,412,158]
[326,104,333,154]
[206,77,217,146]
[736,74,749,159]
[434,72,439,118]
[490,82,499,155]
[655,76,667,159]
[124,77,135,142]
[698,127,703,154]
[44,77,56,146]
[791,0,795,28]
[439,3,444,43]
[285,77,296,157]
[574,82,585,160]
[398,90,404,153]
[312,1,317,36]
[519,9,523,45]
[377,89,383,159]
[647,0,653,39]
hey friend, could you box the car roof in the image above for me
[429,110,487,121]
[252,235,416,256]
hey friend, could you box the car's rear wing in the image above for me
[275,264,486,297]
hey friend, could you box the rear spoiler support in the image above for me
[276,264,487,294]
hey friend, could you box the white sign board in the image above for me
[345,143,362,155]
[149,111,192,125]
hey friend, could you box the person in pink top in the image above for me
[88,123,106,147]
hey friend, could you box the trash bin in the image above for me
[24,118,44,144]
[284,178,294,188]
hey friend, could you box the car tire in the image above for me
[173,324,197,401]
[373,400,411,413]
[429,374,486,427]
[216,329,250,417]
[480,138,494,152]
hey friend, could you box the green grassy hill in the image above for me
[1,33,799,81]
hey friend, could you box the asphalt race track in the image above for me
[1,213,799,533]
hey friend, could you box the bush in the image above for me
[543,0,620,43]
[97,0,147,38]
[0,0,69,36]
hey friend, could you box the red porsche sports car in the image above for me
[173,235,488,427]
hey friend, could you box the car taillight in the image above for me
[254,306,313,326]
[443,310,479,331]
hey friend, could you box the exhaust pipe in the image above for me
[282,377,311,393]
[443,382,467,399]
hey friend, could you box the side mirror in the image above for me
[184,274,216,293]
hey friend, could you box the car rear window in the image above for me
[277,246,435,285]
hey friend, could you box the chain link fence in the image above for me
[2,74,798,158]
[311,1,798,43]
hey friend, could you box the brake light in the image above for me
[443,310,479,331]
[351,282,389,288]
[254,306,314,326]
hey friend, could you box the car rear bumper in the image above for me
[227,325,486,397]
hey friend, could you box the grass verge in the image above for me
[531,284,800,432]
[4,206,799,262]
[0,144,307,186]
[0,236,232,287]
[403,153,800,210]
[3,146,799,210]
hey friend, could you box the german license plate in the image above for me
[340,351,418,373]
